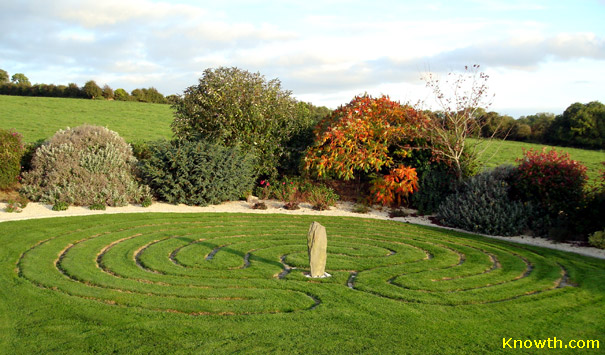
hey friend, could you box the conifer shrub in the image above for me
[0,128,25,189]
[21,125,150,206]
[437,165,533,236]
[412,165,458,215]
[138,140,256,206]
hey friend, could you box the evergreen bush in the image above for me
[411,165,458,215]
[21,125,150,206]
[138,140,257,206]
[437,165,533,236]
[0,129,25,189]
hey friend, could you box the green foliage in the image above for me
[141,195,152,207]
[4,196,28,213]
[138,139,257,206]
[412,165,458,215]
[437,165,533,236]
[0,128,25,189]
[548,101,605,149]
[113,88,130,101]
[83,80,103,99]
[306,184,339,211]
[171,67,302,177]
[52,201,69,211]
[101,85,114,100]
[11,73,31,86]
[352,203,371,213]
[589,230,605,249]
[0,69,9,84]
[21,125,150,206]
[89,203,106,210]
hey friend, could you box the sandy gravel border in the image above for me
[1,199,604,260]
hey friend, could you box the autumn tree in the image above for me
[423,64,495,178]
[304,95,431,206]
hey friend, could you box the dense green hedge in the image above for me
[138,140,257,206]
[0,129,24,189]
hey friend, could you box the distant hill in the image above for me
[0,95,173,143]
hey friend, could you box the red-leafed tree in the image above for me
[304,95,432,206]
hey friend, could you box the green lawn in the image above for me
[0,95,173,143]
[1,213,603,354]
[472,138,605,184]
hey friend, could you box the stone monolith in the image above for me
[307,222,327,277]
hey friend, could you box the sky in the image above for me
[1,0,604,117]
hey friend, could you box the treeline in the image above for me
[0,69,175,104]
[477,101,604,150]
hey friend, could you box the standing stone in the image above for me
[307,222,327,277]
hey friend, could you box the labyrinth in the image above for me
[2,212,605,353]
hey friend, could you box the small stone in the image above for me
[307,222,327,278]
[247,195,259,204]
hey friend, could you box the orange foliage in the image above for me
[304,95,429,181]
[370,165,419,206]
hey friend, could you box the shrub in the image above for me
[171,67,304,177]
[437,166,533,236]
[307,184,339,211]
[138,140,256,206]
[52,201,68,211]
[20,139,45,173]
[21,125,150,206]
[412,165,458,215]
[352,203,371,214]
[141,195,152,208]
[511,148,587,216]
[0,129,25,189]
[4,198,27,213]
[589,230,605,249]
[89,203,106,210]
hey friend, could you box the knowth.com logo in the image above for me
[503,337,600,350]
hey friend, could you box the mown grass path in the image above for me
[1,213,604,353]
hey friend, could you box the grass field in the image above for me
[1,212,604,354]
[472,138,605,184]
[0,95,173,143]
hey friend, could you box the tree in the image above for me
[102,84,114,100]
[518,112,555,142]
[11,73,31,86]
[171,67,301,177]
[143,87,166,104]
[549,101,605,149]
[423,64,495,178]
[114,88,130,101]
[83,80,102,99]
[0,69,8,84]
[65,83,82,98]
[304,95,431,206]
[131,88,146,102]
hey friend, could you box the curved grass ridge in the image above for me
[14,213,594,316]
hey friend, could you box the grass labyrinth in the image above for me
[2,213,605,353]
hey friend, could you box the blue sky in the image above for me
[1,0,604,117]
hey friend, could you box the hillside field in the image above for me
[0,95,173,143]
[1,94,603,182]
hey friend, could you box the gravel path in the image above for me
[2,199,604,260]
